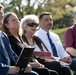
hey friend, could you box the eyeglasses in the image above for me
[27,22,38,27]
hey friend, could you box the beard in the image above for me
[47,24,53,29]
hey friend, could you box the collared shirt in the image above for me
[34,28,70,59]
[64,24,76,49]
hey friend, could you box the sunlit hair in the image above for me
[3,12,21,36]
[21,14,39,34]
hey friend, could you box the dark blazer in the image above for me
[0,31,19,75]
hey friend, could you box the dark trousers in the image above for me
[61,66,71,75]
[32,67,58,75]
[70,58,76,75]
[15,71,38,75]
[44,61,71,75]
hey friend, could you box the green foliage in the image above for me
[68,1,76,7]
[0,0,76,28]
[52,28,67,45]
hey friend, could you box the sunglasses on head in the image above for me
[27,22,38,27]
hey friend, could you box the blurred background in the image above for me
[0,0,76,28]
[1,0,76,44]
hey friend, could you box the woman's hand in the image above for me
[29,61,44,68]
[24,64,32,73]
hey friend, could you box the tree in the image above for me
[0,0,76,28]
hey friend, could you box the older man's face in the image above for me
[0,8,4,25]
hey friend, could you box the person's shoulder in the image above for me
[0,30,4,36]
[0,31,8,38]
[0,30,3,33]
[50,31,60,40]
[67,24,75,30]
[66,26,73,33]
[50,31,59,37]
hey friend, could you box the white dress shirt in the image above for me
[34,28,70,60]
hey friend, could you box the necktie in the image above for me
[47,32,58,57]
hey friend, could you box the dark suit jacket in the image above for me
[0,31,18,75]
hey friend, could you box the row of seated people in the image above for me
[2,11,74,75]
[0,4,39,75]
[1,4,76,75]
[0,5,59,75]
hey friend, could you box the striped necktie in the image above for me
[47,32,58,57]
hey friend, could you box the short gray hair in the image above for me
[21,14,39,29]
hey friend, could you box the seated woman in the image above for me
[21,14,71,75]
[2,12,57,75]
[0,28,38,75]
